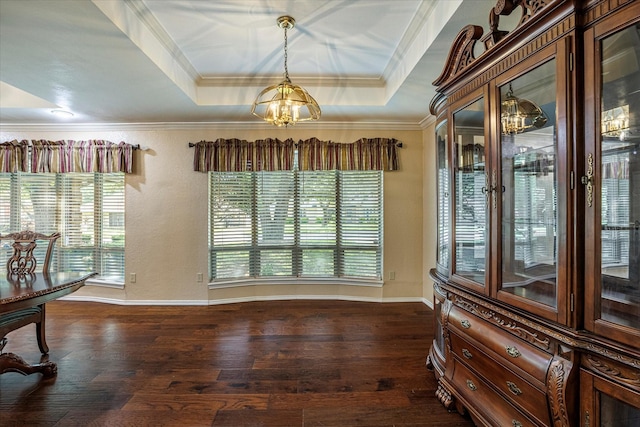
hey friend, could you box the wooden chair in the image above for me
[0,230,61,355]
[1,230,60,278]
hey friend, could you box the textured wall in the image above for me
[1,125,429,305]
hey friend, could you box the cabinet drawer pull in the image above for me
[506,381,522,396]
[506,345,521,358]
[466,379,477,391]
[461,319,471,329]
[512,420,523,427]
[462,348,473,359]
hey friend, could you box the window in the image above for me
[0,172,125,282]
[209,169,383,282]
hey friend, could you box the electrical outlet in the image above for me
[130,273,136,283]
[389,271,395,280]
[197,273,203,282]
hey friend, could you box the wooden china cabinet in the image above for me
[428,1,640,426]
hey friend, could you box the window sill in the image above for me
[85,278,125,289]
[208,277,383,289]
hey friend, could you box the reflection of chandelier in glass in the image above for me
[501,83,547,135]
[251,16,321,127]
[601,105,629,139]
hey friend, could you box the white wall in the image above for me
[1,124,436,306]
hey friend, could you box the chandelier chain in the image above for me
[283,27,289,81]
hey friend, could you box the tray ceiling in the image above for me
[0,0,495,127]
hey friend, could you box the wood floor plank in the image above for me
[268,390,412,410]
[212,409,304,427]
[0,300,474,426]
[46,410,219,427]
[302,404,473,427]
[122,393,270,411]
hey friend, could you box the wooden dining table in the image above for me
[0,271,96,378]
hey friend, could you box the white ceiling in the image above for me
[0,0,496,127]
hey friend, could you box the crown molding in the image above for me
[0,120,425,133]
[419,114,437,129]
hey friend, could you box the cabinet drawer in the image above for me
[451,360,536,427]
[448,305,551,383]
[450,332,551,426]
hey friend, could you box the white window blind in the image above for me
[209,170,382,281]
[0,172,125,281]
[601,152,631,269]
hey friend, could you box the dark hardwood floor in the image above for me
[0,300,473,426]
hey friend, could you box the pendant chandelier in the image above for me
[251,16,321,127]
[501,83,547,135]
[601,105,630,139]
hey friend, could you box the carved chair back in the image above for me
[0,231,60,278]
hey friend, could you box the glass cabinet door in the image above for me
[598,21,640,331]
[436,120,450,275]
[497,57,560,315]
[453,96,487,290]
[586,11,640,345]
[580,370,640,427]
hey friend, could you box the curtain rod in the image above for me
[2,141,147,151]
[188,141,403,148]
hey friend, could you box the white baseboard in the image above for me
[60,294,434,308]
[59,295,208,305]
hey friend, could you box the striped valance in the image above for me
[193,138,400,172]
[298,137,399,171]
[0,140,135,173]
[0,140,28,173]
[603,156,629,180]
[192,138,296,172]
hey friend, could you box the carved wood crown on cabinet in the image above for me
[428,0,640,426]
